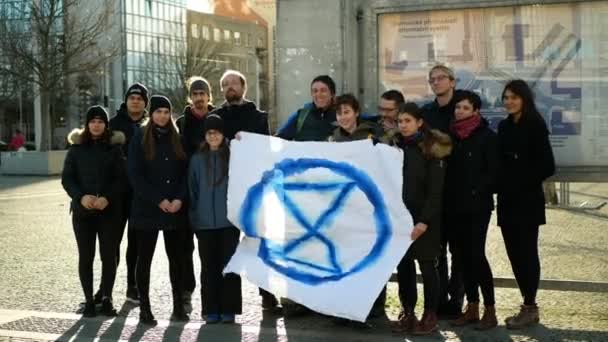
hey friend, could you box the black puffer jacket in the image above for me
[109,103,146,157]
[391,130,452,260]
[210,100,269,140]
[61,129,126,219]
[127,126,188,230]
[176,104,215,159]
[444,118,499,214]
[497,115,555,227]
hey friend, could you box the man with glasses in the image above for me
[377,90,405,142]
[420,65,465,320]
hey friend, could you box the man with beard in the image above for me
[175,76,216,311]
[209,70,279,311]
[106,82,149,305]
[420,65,465,319]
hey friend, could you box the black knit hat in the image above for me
[204,114,224,134]
[125,83,149,106]
[189,78,211,96]
[149,95,172,114]
[85,105,109,126]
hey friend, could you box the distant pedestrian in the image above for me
[8,129,25,151]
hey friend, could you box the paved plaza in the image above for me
[0,176,607,341]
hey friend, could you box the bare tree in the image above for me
[138,35,225,114]
[0,0,119,150]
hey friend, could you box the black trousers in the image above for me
[196,227,242,315]
[73,215,120,300]
[135,229,185,304]
[448,211,495,306]
[501,223,540,306]
[397,256,440,312]
[182,223,196,294]
[438,222,465,307]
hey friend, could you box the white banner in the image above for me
[224,133,413,322]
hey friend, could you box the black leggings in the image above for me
[501,224,540,306]
[196,227,242,315]
[397,256,439,312]
[449,211,495,306]
[135,229,184,303]
[182,224,196,293]
[73,215,120,300]
[438,224,464,307]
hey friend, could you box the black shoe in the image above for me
[139,304,157,325]
[182,291,193,313]
[83,300,97,318]
[101,297,117,316]
[126,287,140,305]
[171,305,190,322]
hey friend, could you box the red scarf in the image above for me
[450,115,481,139]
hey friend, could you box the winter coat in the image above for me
[188,148,232,231]
[420,91,463,134]
[61,129,126,220]
[176,104,216,159]
[109,103,146,157]
[127,126,188,230]
[497,115,555,227]
[277,103,337,141]
[329,121,383,142]
[444,118,499,215]
[390,130,452,260]
[210,100,269,140]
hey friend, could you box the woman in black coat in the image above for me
[61,106,126,317]
[497,80,555,329]
[128,95,189,325]
[389,103,452,336]
[444,91,498,330]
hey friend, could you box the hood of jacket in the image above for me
[67,128,126,145]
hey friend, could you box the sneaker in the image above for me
[82,300,97,318]
[221,314,236,324]
[100,297,117,317]
[204,314,221,324]
[506,304,540,329]
[126,287,140,304]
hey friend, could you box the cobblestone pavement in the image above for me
[0,176,607,341]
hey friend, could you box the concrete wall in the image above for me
[1,151,67,175]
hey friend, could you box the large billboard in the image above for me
[378,2,608,167]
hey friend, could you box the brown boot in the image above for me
[506,304,540,329]
[475,305,497,330]
[450,302,479,326]
[391,311,418,333]
[412,310,438,335]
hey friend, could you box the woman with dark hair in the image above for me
[62,106,126,317]
[497,80,555,329]
[444,90,498,330]
[390,102,452,335]
[188,114,241,324]
[128,95,189,325]
[329,93,382,142]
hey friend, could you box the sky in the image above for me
[187,0,213,13]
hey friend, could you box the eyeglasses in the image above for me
[378,106,398,113]
[428,74,450,84]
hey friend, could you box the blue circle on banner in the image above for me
[239,158,392,285]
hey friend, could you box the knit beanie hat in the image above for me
[149,95,172,114]
[85,105,109,126]
[204,114,224,134]
[125,83,149,106]
[189,78,211,96]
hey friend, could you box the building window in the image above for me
[191,24,199,38]
[247,33,252,47]
[234,32,241,46]
[202,25,210,40]
[213,28,221,42]
[224,29,231,42]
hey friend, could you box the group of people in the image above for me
[61,65,556,335]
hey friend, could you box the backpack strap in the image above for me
[296,107,311,134]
